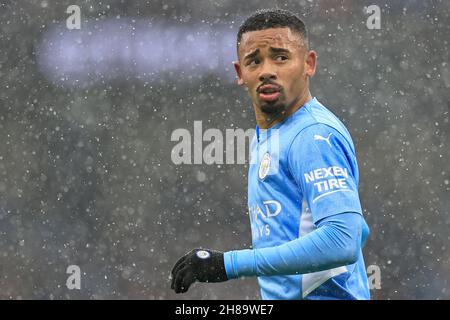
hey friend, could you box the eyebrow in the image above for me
[244,49,260,61]
[269,47,291,54]
[244,47,291,61]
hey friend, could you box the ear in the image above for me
[233,61,245,86]
[305,50,317,77]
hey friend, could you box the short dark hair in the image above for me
[237,9,309,50]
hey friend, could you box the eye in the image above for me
[275,55,288,62]
[247,58,260,66]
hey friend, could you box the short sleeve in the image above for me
[288,123,363,223]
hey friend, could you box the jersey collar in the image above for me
[255,97,317,143]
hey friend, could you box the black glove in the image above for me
[170,248,228,293]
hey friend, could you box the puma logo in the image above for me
[314,133,333,147]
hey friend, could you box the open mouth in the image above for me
[258,84,281,102]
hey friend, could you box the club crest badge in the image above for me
[259,152,271,180]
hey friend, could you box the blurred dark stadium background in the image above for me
[0,0,449,299]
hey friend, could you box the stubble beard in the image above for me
[260,100,287,115]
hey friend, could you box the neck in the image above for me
[254,91,312,129]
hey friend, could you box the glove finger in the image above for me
[179,270,196,293]
[171,258,189,288]
[171,255,188,277]
[171,260,186,289]
[171,248,200,278]
[173,266,191,294]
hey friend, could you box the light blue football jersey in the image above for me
[247,97,370,300]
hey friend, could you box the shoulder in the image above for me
[288,123,355,159]
[288,100,356,156]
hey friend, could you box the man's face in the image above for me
[234,27,316,115]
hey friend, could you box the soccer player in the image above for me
[171,9,371,300]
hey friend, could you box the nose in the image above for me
[259,62,277,82]
[259,73,277,82]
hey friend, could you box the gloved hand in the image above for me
[171,248,228,293]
